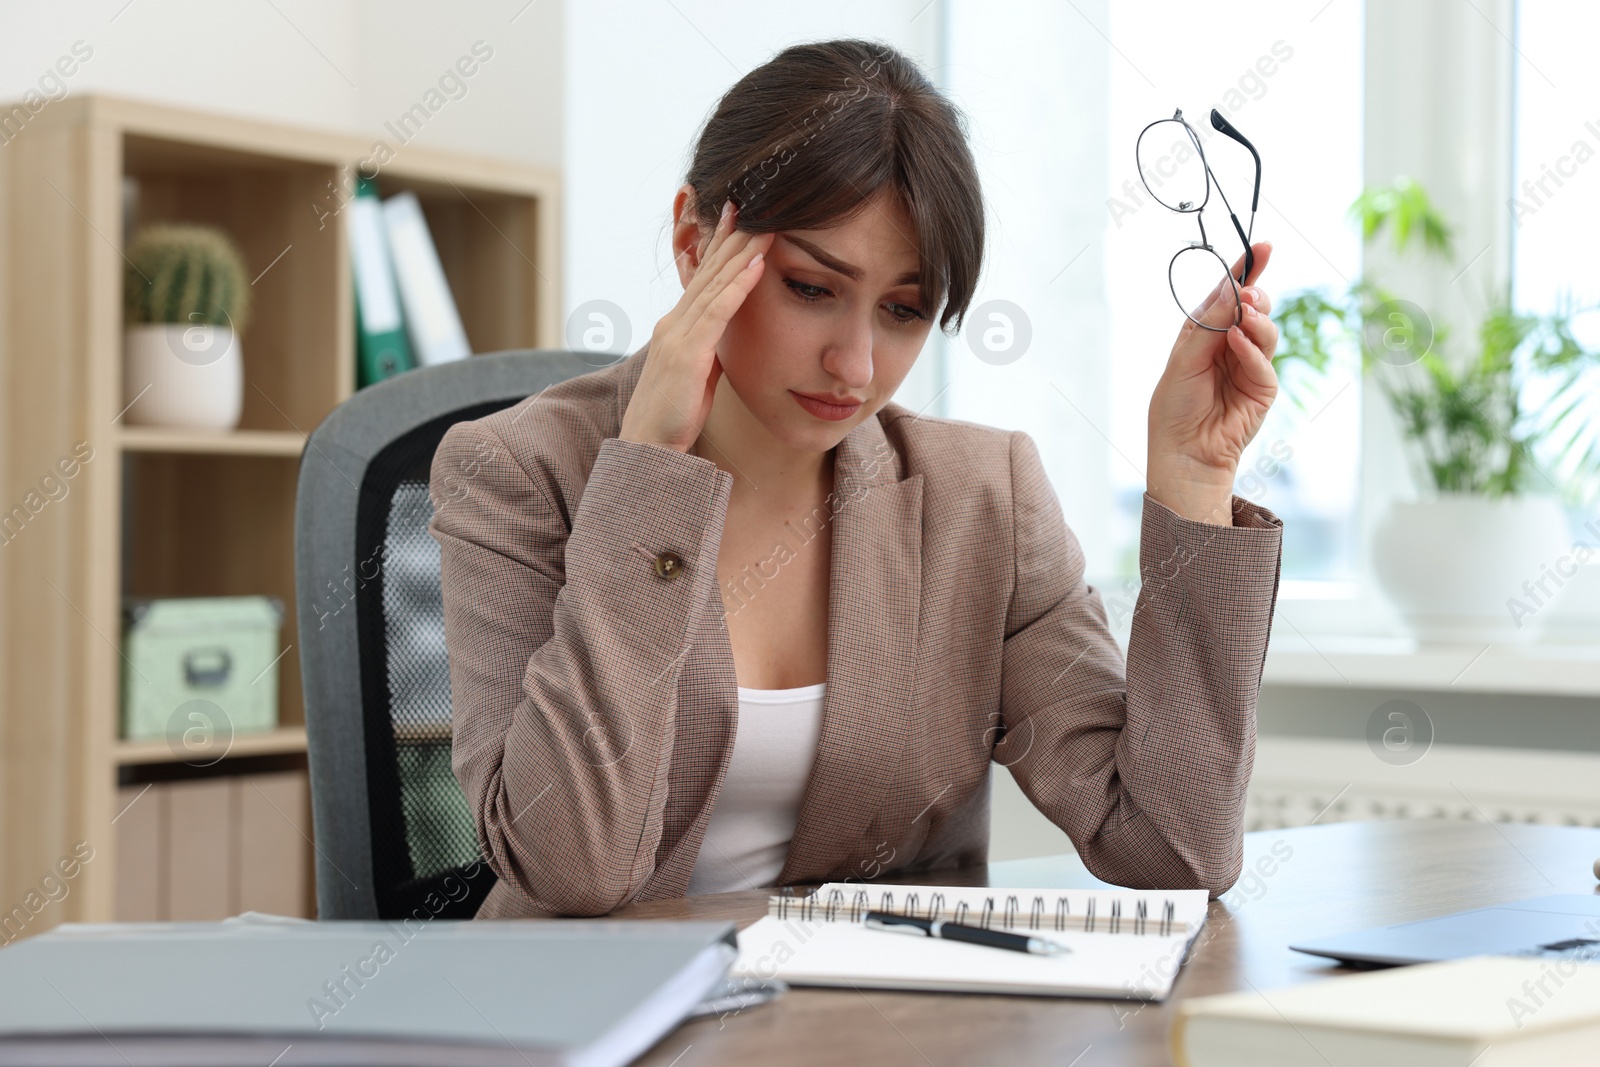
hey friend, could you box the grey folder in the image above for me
[0,918,737,1067]
[1289,893,1600,967]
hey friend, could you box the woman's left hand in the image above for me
[1145,240,1279,526]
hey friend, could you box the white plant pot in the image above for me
[1371,493,1576,645]
[122,322,243,430]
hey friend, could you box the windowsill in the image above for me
[1277,579,1361,600]
[1262,632,1600,696]
[1092,574,1600,696]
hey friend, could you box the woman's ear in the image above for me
[670,183,707,288]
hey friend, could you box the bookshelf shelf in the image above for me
[116,726,310,766]
[117,427,307,457]
[0,93,561,929]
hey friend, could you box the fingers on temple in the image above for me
[686,232,771,336]
[685,212,755,310]
[694,230,768,316]
[694,201,738,275]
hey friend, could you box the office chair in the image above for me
[295,349,609,920]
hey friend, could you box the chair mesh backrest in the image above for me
[353,400,513,918]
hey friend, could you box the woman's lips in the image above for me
[791,390,863,421]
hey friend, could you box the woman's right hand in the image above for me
[619,198,774,453]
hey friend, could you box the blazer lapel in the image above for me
[775,413,923,885]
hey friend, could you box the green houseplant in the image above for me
[121,223,253,430]
[1271,177,1600,643]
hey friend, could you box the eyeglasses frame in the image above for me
[1135,107,1262,332]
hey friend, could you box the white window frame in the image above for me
[927,0,1523,643]
[1281,0,1517,638]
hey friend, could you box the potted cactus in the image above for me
[122,223,253,430]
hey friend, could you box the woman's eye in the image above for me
[887,303,928,326]
[785,279,926,326]
[785,279,829,303]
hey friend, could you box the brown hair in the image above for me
[681,38,985,335]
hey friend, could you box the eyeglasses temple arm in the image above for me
[1209,110,1262,213]
[1209,110,1261,283]
[1229,214,1255,285]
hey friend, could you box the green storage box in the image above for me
[120,595,285,743]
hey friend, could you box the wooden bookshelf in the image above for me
[0,94,561,928]
[115,726,311,767]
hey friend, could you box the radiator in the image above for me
[1246,737,1600,832]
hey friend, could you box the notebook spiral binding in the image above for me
[769,886,1181,936]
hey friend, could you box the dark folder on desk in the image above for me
[0,918,736,1067]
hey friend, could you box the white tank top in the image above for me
[685,682,826,895]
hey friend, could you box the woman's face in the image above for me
[678,186,936,453]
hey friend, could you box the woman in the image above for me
[429,39,1285,919]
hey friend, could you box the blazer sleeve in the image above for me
[995,430,1283,897]
[428,422,733,916]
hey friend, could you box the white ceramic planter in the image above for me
[1539,561,1600,642]
[1371,493,1576,644]
[121,322,243,430]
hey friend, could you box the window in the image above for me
[1512,0,1600,507]
[1105,1,1365,586]
[939,1,1366,607]
[1512,3,1600,321]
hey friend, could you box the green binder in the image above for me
[350,176,415,388]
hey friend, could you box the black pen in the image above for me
[862,911,1072,956]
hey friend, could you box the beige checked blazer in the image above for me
[428,346,1284,919]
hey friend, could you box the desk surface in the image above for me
[605,820,1600,1067]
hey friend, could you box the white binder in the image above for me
[382,191,472,366]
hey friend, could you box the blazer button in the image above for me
[653,550,686,580]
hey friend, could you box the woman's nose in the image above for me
[821,318,875,387]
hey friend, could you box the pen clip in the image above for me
[864,913,931,937]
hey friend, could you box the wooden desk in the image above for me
[614,820,1600,1067]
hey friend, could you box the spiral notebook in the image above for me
[729,883,1211,1000]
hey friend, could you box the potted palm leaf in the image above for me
[1273,177,1600,644]
[122,222,252,430]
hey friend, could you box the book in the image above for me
[729,882,1211,1000]
[0,917,738,1067]
[349,176,414,387]
[382,190,472,366]
[1171,955,1600,1066]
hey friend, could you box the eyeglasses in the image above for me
[1135,108,1262,332]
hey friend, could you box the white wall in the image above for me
[562,0,946,409]
[0,0,562,167]
[350,0,562,167]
